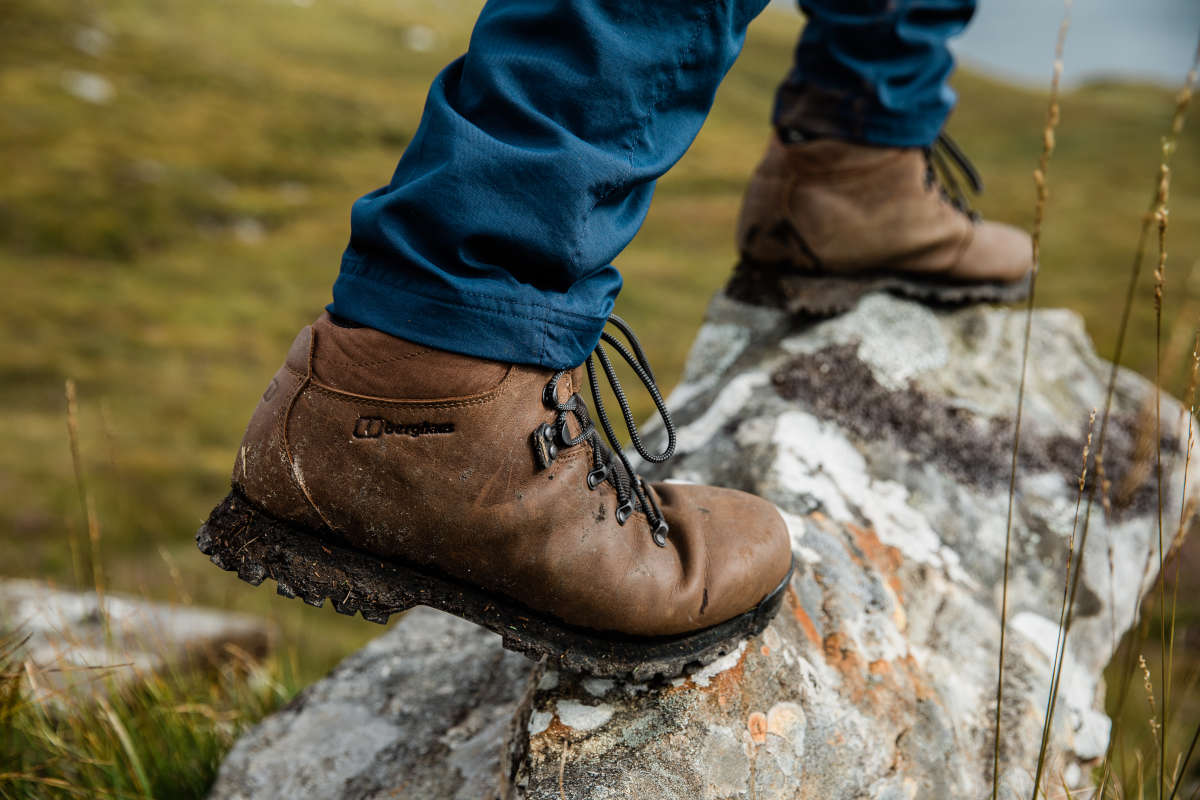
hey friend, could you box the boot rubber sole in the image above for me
[196,488,793,681]
[727,260,1033,316]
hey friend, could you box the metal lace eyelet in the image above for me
[531,423,558,470]
[542,375,564,408]
[651,520,669,547]
[615,501,634,525]
[586,466,608,490]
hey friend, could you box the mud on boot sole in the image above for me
[726,260,1033,316]
[196,489,792,681]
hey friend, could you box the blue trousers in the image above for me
[330,0,977,369]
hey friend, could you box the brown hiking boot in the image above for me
[197,313,793,678]
[729,130,1033,314]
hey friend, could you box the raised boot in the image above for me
[197,313,794,678]
[729,130,1034,314]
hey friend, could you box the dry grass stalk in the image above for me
[64,380,105,612]
[1166,718,1200,800]
[992,5,1073,798]
[1153,140,1172,800]
[1139,654,1161,754]
[158,545,193,606]
[1079,33,1200,797]
[1148,50,1200,799]
[993,4,1080,796]
[1032,409,1095,797]
[558,736,570,800]
[1180,334,1199,538]
[1162,334,1199,800]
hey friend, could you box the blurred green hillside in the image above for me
[1,0,1198,750]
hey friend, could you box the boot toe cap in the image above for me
[953,220,1034,283]
[653,482,793,631]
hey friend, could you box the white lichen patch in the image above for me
[555,700,614,731]
[527,709,553,736]
[673,372,770,456]
[1011,611,1110,760]
[670,322,753,407]
[779,294,948,391]
[766,702,805,745]
[691,641,748,688]
[580,677,615,697]
[780,510,823,563]
[769,413,937,563]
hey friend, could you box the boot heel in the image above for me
[197,490,419,624]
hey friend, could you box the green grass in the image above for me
[1,0,1198,796]
[0,632,299,800]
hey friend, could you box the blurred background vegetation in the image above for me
[1,0,1198,796]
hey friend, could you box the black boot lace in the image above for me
[531,316,678,547]
[924,131,984,221]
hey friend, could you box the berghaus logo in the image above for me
[353,417,456,439]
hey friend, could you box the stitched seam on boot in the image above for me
[314,349,428,369]
[279,329,338,532]
[283,363,515,407]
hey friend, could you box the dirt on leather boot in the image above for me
[728,129,1034,314]
[197,313,794,678]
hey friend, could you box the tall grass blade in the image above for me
[1151,95,1174,800]
[992,4,1072,797]
[1031,410,1095,797]
[1080,33,1200,796]
[1166,717,1200,800]
[65,379,106,611]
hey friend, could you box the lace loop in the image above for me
[533,315,677,545]
[925,132,984,220]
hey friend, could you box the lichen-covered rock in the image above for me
[210,293,1199,800]
[0,580,276,704]
[209,607,534,800]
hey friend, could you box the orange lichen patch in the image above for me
[527,718,577,765]
[822,634,938,714]
[890,654,936,702]
[664,643,750,709]
[708,649,749,710]
[845,523,905,601]
[823,632,867,703]
[786,586,821,647]
[540,717,573,741]
[862,654,936,708]
[761,645,770,656]
[747,711,768,744]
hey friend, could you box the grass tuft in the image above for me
[0,631,299,800]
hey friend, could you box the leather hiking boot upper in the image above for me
[232,313,792,638]
[736,132,1033,284]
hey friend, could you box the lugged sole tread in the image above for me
[196,489,790,681]
[726,260,1033,316]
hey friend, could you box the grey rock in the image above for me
[211,293,1199,799]
[0,579,276,704]
[210,607,534,800]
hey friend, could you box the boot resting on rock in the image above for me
[729,129,1034,314]
[197,313,794,680]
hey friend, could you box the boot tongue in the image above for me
[306,313,510,399]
